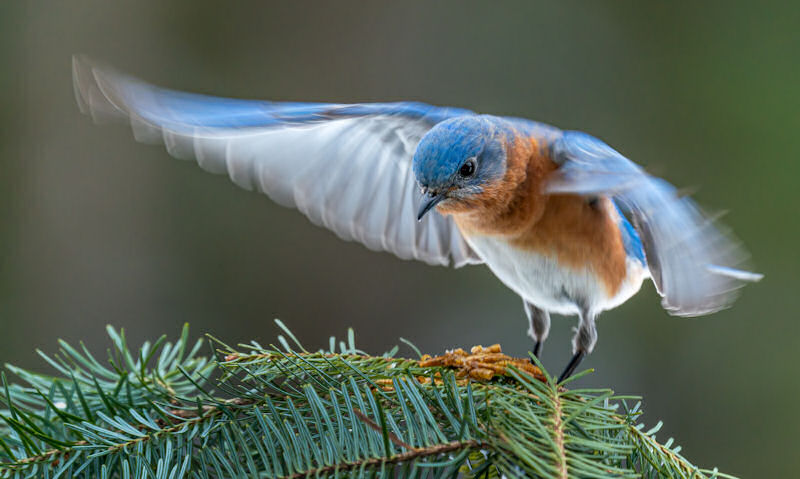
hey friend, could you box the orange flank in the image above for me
[441,132,628,297]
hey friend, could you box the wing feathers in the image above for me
[73,56,481,268]
[549,131,761,316]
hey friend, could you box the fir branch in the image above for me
[284,439,488,479]
[0,322,739,478]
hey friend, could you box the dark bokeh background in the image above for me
[1,2,797,476]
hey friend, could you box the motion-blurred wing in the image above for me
[547,131,761,316]
[72,56,482,267]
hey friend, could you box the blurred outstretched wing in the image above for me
[73,56,482,267]
[547,131,761,316]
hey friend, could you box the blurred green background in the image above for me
[1,1,797,476]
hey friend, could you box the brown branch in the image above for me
[551,388,568,479]
[350,407,415,451]
[282,440,488,479]
[222,351,401,363]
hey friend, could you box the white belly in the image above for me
[465,234,648,316]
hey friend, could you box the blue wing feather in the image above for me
[98,72,472,130]
[613,202,646,264]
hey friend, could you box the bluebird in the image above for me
[72,56,762,381]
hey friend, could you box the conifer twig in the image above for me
[0,322,738,478]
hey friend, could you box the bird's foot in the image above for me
[557,351,586,383]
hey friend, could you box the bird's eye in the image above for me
[459,159,476,177]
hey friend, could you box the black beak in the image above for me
[417,192,446,221]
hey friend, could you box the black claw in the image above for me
[532,341,542,358]
[557,351,586,383]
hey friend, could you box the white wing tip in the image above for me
[72,54,132,124]
[72,55,90,114]
[706,264,764,282]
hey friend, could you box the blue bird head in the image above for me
[413,116,510,219]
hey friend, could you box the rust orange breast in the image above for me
[444,134,629,297]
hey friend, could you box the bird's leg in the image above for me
[558,351,585,383]
[532,341,542,358]
[523,301,550,360]
[558,309,597,383]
